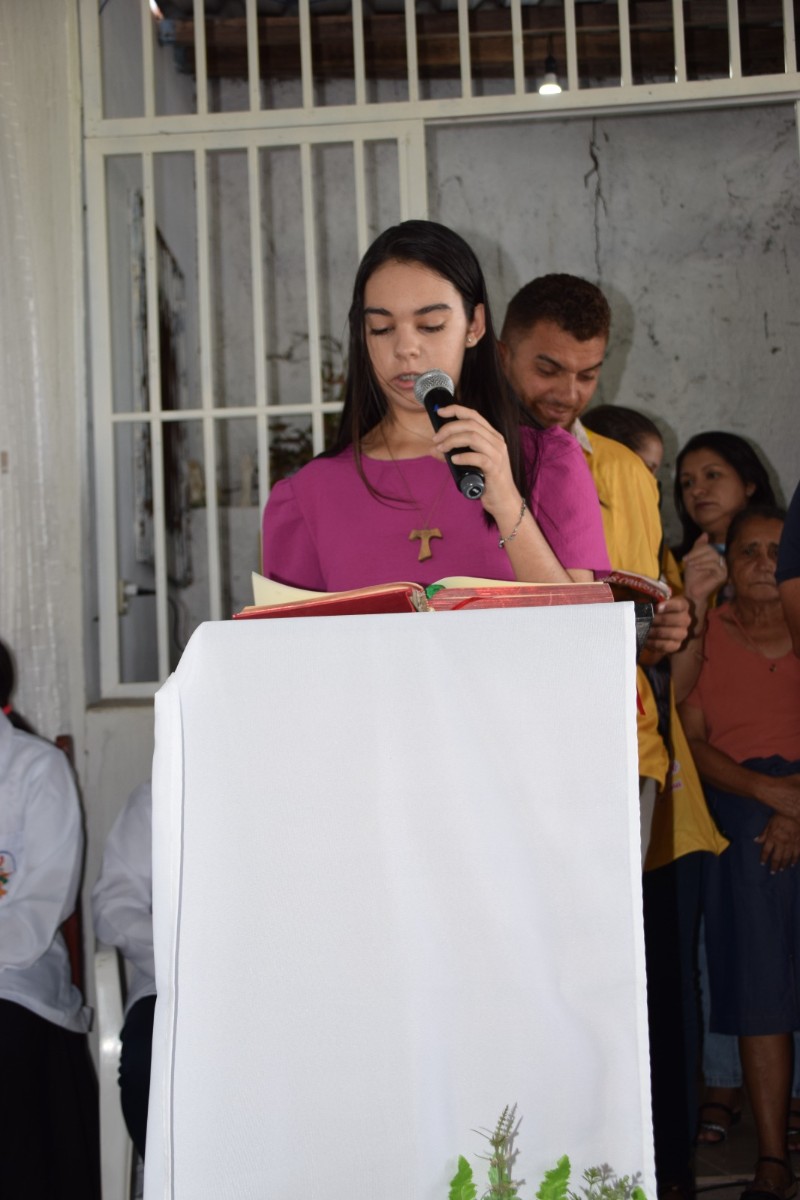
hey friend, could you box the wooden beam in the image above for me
[161,2,793,83]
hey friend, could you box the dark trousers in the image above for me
[643,851,705,1193]
[119,993,156,1158]
[0,998,101,1200]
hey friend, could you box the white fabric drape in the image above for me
[146,603,653,1200]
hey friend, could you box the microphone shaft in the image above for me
[422,388,485,500]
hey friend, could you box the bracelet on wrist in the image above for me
[498,499,527,549]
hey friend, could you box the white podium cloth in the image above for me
[146,603,653,1200]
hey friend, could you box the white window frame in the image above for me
[81,0,800,698]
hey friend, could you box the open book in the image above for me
[232,572,614,619]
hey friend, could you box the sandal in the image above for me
[788,1101,800,1155]
[696,1100,743,1145]
[740,1156,798,1200]
[658,1181,694,1200]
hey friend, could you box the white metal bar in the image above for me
[65,6,91,732]
[112,403,345,422]
[352,0,367,108]
[299,0,314,112]
[245,0,261,112]
[247,144,270,524]
[300,142,325,454]
[564,0,579,92]
[141,0,155,119]
[671,0,688,83]
[194,147,223,622]
[142,153,172,681]
[79,0,103,128]
[85,144,122,694]
[85,72,800,142]
[458,0,472,100]
[509,0,525,96]
[102,680,160,701]
[397,122,428,220]
[90,121,438,153]
[727,0,742,79]
[784,0,797,73]
[404,0,420,105]
[618,0,633,88]
[193,0,209,115]
[353,137,369,259]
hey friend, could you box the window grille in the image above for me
[81,0,799,695]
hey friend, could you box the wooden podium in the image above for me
[145,602,654,1199]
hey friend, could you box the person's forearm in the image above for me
[495,496,573,584]
[670,635,705,702]
[669,598,711,702]
[684,735,800,820]
[779,578,800,658]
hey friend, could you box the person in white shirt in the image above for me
[0,641,100,1199]
[92,780,155,1158]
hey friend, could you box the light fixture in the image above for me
[538,50,562,95]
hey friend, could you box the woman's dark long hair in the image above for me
[323,220,537,521]
[673,431,776,559]
[0,639,36,734]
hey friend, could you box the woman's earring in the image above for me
[466,334,474,344]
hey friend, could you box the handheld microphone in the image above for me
[413,369,485,500]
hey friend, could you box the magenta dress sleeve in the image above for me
[529,427,611,578]
[261,477,326,591]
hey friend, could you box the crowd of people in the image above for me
[262,220,800,1200]
[3,219,798,1200]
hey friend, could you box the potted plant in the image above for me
[449,1106,647,1200]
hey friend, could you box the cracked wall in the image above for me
[428,104,800,543]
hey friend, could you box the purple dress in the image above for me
[262,425,610,592]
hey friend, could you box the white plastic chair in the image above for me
[95,943,134,1200]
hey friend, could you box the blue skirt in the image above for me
[704,755,800,1036]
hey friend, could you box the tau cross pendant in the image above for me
[409,527,443,563]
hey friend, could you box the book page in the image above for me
[251,572,603,609]
[249,573,421,610]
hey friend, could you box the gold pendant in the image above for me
[409,528,443,562]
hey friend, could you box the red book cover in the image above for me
[233,577,614,619]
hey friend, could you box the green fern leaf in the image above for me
[449,1155,478,1200]
[536,1156,571,1200]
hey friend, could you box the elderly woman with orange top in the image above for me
[680,505,800,1200]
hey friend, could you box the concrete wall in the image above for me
[428,106,800,542]
[0,2,87,741]
[178,84,800,553]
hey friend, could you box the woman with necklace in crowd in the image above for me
[680,505,800,1200]
[261,220,610,590]
[673,432,784,1147]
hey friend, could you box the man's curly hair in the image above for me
[501,274,611,346]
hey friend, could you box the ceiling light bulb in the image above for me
[538,54,562,95]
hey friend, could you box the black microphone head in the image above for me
[459,473,485,500]
[413,369,454,405]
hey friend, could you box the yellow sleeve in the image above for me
[582,433,662,579]
[662,547,684,596]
